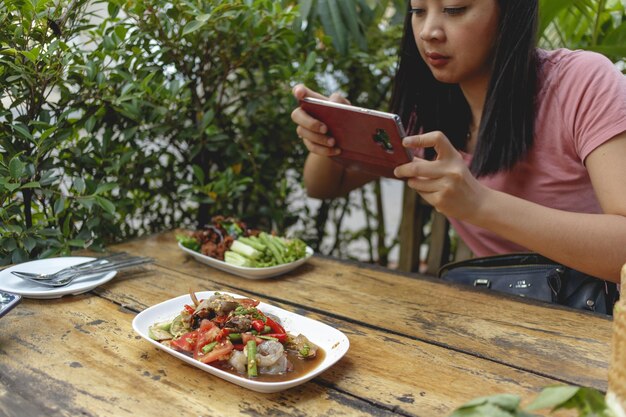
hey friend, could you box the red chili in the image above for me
[265,317,286,334]
[184,304,195,314]
[251,319,265,333]
[232,343,245,351]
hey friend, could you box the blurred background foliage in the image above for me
[1,0,624,266]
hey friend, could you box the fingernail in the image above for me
[320,125,327,134]
[327,138,335,146]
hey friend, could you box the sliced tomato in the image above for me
[199,319,216,331]
[193,322,220,360]
[170,330,199,353]
[196,339,234,364]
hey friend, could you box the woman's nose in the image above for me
[419,16,445,41]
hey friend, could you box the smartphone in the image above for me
[299,97,412,178]
[0,291,21,318]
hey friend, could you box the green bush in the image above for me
[0,0,314,264]
[0,0,114,264]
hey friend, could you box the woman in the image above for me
[291,0,626,283]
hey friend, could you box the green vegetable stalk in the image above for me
[247,340,258,377]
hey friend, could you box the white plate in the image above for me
[0,257,117,299]
[132,290,350,393]
[178,242,314,279]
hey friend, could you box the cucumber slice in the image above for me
[169,315,188,337]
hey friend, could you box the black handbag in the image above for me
[438,253,619,315]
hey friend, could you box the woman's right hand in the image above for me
[291,84,350,157]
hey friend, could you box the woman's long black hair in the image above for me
[390,0,539,177]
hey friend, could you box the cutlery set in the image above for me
[10,253,154,287]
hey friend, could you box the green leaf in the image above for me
[9,157,25,179]
[299,0,314,20]
[183,20,206,35]
[1,238,17,251]
[337,0,368,50]
[62,211,72,236]
[54,196,66,215]
[39,248,58,259]
[526,386,580,411]
[85,115,96,132]
[13,124,33,140]
[21,181,41,189]
[78,196,95,211]
[192,165,205,183]
[20,46,40,63]
[3,182,21,192]
[68,239,86,248]
[94,182,117,195]
[74,177,86,194]
[12,248,28,264]
[95,195,116,215]
[317,0,348,54]
[196,13,212,22]
[23,236,37,252]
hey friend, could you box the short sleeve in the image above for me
[555,51,626,161]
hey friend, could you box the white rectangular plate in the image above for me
[132,291,349,393]
[178,242,314,279]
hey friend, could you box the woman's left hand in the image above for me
[393,131,489,221]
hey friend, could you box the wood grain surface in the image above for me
[0,230,613,417]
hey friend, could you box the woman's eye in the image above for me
[409,8,425,16]
[442,7,466,15]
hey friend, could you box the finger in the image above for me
[292,84,329,101]
[393,157,445,180]
[328,92,351,105]
[303,138,341,157]
[296,126,335,147]
[291,107,328,135]
[405,176,444,194]
[402,131,456,159]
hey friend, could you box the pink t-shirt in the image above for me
[449,48,626,256]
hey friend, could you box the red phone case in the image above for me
[300,98,411,178]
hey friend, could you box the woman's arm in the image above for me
[395,131,626,282]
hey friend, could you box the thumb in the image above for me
[402,131,456,159]
[292,84,329,101]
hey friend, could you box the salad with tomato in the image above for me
[148,291,318,378]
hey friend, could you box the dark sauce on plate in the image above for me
[204,348,326,382]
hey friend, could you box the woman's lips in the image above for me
[425,52,450,67]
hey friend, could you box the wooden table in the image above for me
[0,231,613,417]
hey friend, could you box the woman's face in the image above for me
[410,0,500,86]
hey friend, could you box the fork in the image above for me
[13,257,155,287]
[10,252,134,281]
